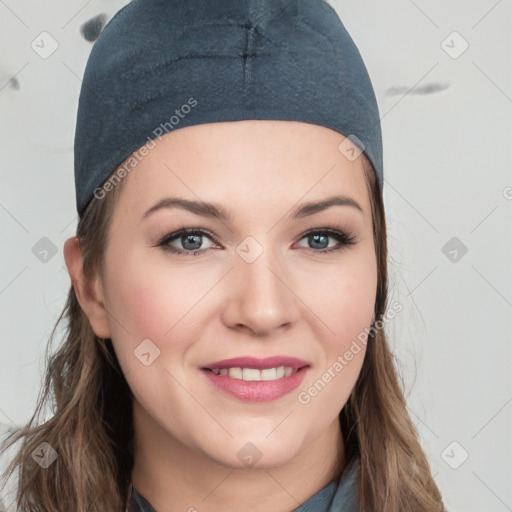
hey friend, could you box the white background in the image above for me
[1,1,511,511]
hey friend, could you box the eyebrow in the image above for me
[141,194,363,222]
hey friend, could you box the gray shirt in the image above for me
[129,457,359,512]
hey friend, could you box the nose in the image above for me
[221,244,300,337]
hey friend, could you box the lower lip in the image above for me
[201,367,309,402]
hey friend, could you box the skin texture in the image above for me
[64,120,377,512]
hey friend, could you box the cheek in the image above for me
[109,278,173,342]
[104,277,172,385]
[300,259,376,413]
[314,253,377,349]
[125,283,172,339]
[104,260,212,388]
[106,257,196,342]
[104,268,194,402]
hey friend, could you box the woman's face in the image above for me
[93,120,377,469]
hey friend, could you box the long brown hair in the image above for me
[0,153,444,511]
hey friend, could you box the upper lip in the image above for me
[202,356,310,370]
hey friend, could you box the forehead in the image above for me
[112,120,371,225]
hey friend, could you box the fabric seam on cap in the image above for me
[121,22,277,82]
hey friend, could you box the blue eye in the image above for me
[296,230,357,251]
[157,229,217,257]
[156,228,357,257]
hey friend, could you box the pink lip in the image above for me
[202,356,309,370]
[200,356,310,402]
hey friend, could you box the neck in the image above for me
[130,401,345,512]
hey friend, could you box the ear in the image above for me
[63,236,112,339]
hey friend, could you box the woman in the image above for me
[1,1,445,511]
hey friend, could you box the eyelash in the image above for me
[155,227,357,257]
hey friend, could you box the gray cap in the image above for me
[74,0,383,218]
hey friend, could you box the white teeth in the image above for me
[242,368,261,381]
[209,366,296,381]
[229,367,243,379]
[260,368,277,381]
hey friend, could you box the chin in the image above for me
[201,432,305,471]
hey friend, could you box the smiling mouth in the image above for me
[200,356,310,401]
[201,365,310,402]
[203,366,304,381]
